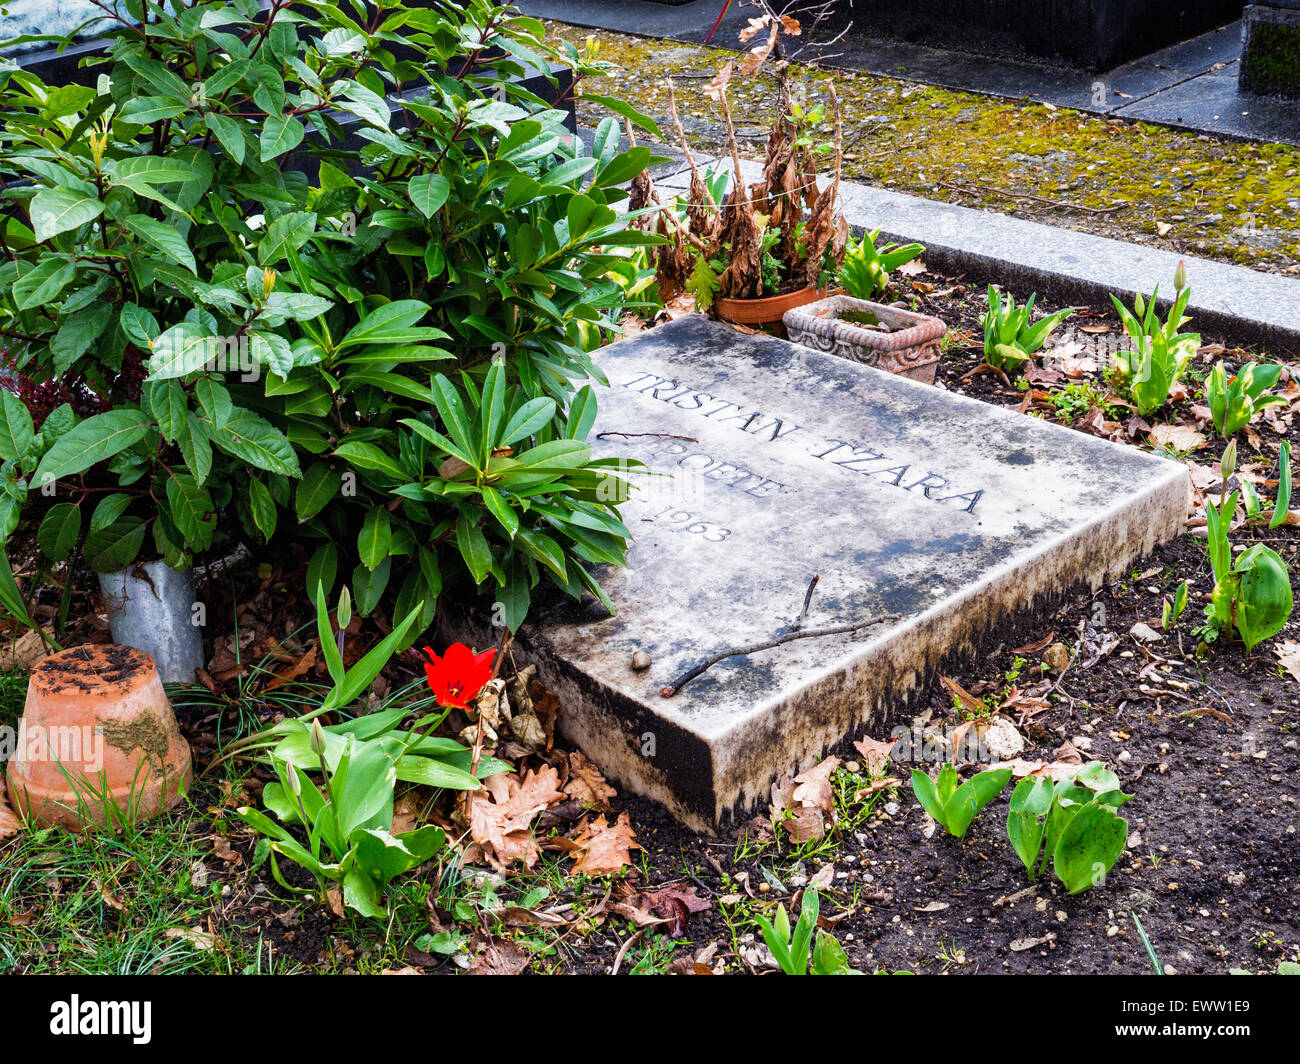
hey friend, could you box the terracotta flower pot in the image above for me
[713,286,836,331]
[4,645,192,829]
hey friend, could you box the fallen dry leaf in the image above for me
[781,806,825,843]
[263,644,317,692]
[1274,641,1300,685]
[791,755,840,813]
[467,766,564,871]
[809,863,836,891]
[563,750,616,811]
[391,794,420,836]
[381,966,424,975]
[466,930,530,975]
[570,812,640,876]
[614,883,710,937]
[1148,424,1206,452]
[0,627,52,671]
[0,779,19,839]
[210,834,243,866]
[854,777,902,801]
[940,676,983,714]
[1012,631,1056,655]
[164,926,217,951]
[852,736,897,776]
[990,758,1085,782]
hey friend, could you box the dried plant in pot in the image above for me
[635,12,850,331]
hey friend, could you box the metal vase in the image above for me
[98,561,205,684]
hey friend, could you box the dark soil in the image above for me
[599,528,1300,975]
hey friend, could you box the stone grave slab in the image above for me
[489,315,1188,830]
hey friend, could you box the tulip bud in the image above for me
[286,767,302,796]
[336,586,352,632]
[310,719,327,757]
[1221,439,1238,480]
[1174,259,1188,292]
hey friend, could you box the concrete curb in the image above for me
[656,157,1300,353]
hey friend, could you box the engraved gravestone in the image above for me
[479,315,1188,829]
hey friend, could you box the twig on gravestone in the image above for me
[791,573,820,631]
[659,614,901,698]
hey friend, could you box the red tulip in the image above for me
[422,643,496,709]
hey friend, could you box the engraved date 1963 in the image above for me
[646,507,733,542]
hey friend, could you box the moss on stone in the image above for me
[1241,21,1300,98]
[552,22,1300,275]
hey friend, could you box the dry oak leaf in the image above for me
[466,930,530,976]
[1148,423,1206,452]
[467,766,564,871]
[563,749,617,811]
[791,755,840,813]
[616,884,710,937]
[781,806,825,843]
[1274,641,1300,685]
[570,811,640,876]
[852,737,897,777]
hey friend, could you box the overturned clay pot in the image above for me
[4,645,192,830]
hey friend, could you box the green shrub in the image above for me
[0,0,659,636]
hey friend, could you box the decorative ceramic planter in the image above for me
[714,286,835,331]
[4,645,192,829]
[783,294,947,384]
[98,560,204,684]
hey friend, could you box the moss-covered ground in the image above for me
[552,23,1300,274]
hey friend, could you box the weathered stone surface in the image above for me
[491,315,1187,830]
